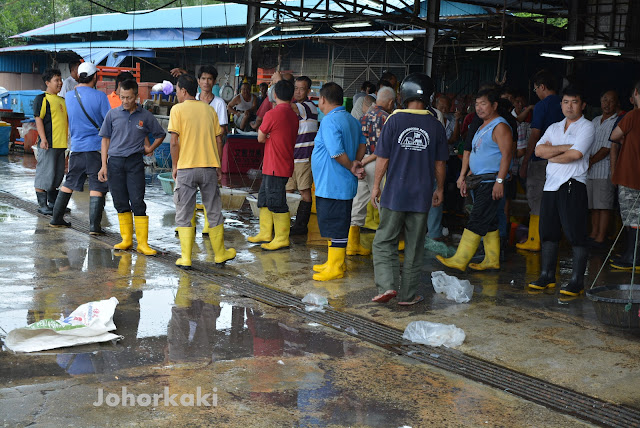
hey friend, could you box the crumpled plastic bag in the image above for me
[402,321,465,348]
[431,271,473,303]
[424,237,456,257]
[301,293,328,312]
[162,80,174,95]
[4,297,122,352]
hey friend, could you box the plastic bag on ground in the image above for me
[402,321,465,348]
[301,293,328,312]
[424,237,456,257]
[4,297,122,352]
[431,271,473,303]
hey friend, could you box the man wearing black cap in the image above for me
[50,62,111,234]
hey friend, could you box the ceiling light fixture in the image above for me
[465,46,502,52]
[597,50,621,56]
[385,36,414,42]
[540,52,574,60]
[562,44,606,51]
[280,25,313,32]
[332,22,371,29]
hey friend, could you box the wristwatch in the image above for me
[495,177,504,184]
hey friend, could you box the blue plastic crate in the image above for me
[0,126,11,155]
[0,93,9,110]
[9,90,43,116]
[154,141,172,168]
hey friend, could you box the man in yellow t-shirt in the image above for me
[34,68,68,215]
[168,74,235,269]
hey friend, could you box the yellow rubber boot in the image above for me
[313,246,347,281]
[468,230,500,271]
[134,216,157,256]
[248,207,273,243]
[202,207,210,235]
[114,212,134,250]
[209,224,236,264]
[314,241,347,272]
[176,227,195,269]
[398,240,405,252]
[516,214,541,251]
[346,225,371,256]
[262,212,291,251]
[436,229,481,272]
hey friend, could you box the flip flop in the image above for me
[397,295,424,306]
[371,290,397,303]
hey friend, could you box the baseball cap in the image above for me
[78,62,98,78]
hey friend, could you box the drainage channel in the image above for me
[3,191,640,428]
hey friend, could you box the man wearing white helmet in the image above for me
[371,73,448,305]
[50,62,111,235]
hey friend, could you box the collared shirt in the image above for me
[529,94,564,162]
[259,103,299,177]
[376,109,449,213]
[537,116,595,191]
[107,91,121,109]
[59,75,77,98]
[65,86,111,152]
[588,114,617,179]
[311,106,365,200]
[34,92,68,149]
[196,92,228,126]
[99,105,166,157]
[360,104,389,155]
[293,98,318,162]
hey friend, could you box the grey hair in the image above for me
[376,86,396,105]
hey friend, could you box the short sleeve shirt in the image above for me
[311,106,365,200]
[588,114,618,179]
[376,109,449,213]
[196,93,228,126]
[360,105,389,155]
[34,92,68,149]
[65,87,111,152]
[293,99,318,162]
[611,109,640,189]
[256,97,273,119]
[259,103,299,177]
[168,100,222,169]
[58,75,77,98]
[536,116,595,191]
[99,105,166,157]
[529,94,564,161]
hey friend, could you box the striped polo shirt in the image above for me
[293,99,318,162]
[588,114,618,180]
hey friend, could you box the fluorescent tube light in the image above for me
[280,25,313,32]
[465,46,502,52]
[247,26,276,42]
[540,52,574,60]
[597,50,621,56]
[332,22,371,29]
[488,35,505,39]
[562,44,606,51]
[385,37,414,42]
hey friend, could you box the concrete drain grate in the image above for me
[3,191,640,428]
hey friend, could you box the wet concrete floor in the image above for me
[0,153,638,426]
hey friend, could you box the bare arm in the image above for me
[548,149,584,164]
[515,105,534,123]
[535,142,572,159]
[34,116,48,149]
[257,129,267,143]
[610,143,620,177]
[493,123,514,200]
[457,150,470,190]
[432,160,446,207]
[361,154,377,165]
[610,126,624,143]
[355,143,366,162]
[170,132,180,180]
[589,147,610,168]
[98,137,110,182]
[146,137,164,154]
[371,156,389,208]
[227,96,239,114]
[250,96,258,113]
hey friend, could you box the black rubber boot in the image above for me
[36,191,53,215]
[528,241,558,290]
[47,189,70,213]
[561,246,589,296]
[49,191,72,227]
[89,195,106,235]
[611,227,639,270]
[290,200,312,236]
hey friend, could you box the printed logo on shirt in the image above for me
[397,127,430,151]
[136,120,144,130]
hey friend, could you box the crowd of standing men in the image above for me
[31,60,640,305]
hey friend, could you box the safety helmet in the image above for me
[399,73,434,107]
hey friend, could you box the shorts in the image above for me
[587,178,615,210]
[62,151,109,193]
[525,159,547,215]
[618,185,640,227]
[316,196,352,240]
[34,147,66,191]
[286,161,313,192]
[257,174,289,213]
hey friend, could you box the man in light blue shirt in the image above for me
[311,82,366,281]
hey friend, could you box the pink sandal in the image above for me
[397,295,424,306]
[372,290,397,303]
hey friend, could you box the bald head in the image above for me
[376,86,396,113]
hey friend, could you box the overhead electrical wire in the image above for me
[86,0,179,15]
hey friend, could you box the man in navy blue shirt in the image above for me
[50,62,111,234]
[371,73,449,305]
[517,70,564,252]
[98,79,166,256]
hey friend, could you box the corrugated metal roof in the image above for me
[0,54,48,73]
[261,29,427,42]
[13,1,486,39]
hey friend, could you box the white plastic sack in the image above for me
[301,293,328,312]
[4,297,122,353]
[431,271,473,303]
[402,321,465,348]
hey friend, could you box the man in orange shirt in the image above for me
[107,72,135,109]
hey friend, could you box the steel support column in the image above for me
[424,0,440,76]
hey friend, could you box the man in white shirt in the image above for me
[195,65,228,136]
[59,60,80,97]
[587,90,619,248]
[529,86,595,297]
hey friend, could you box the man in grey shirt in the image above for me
[59,60,80,97]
